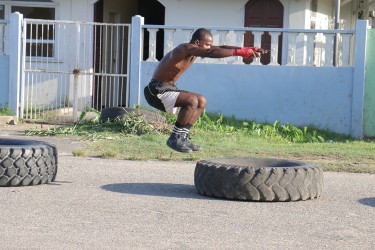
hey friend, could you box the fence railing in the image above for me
[142,24,356,67]
[20,18,131,122]
[0,20,8,56]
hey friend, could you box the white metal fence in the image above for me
[20,19,131,122]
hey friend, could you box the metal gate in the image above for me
[20,19,131,122]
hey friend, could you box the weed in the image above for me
[101,150,118,158]
[0,106,14,116]
[195,112,329,143]
[72,149,86,157]
[115,113,153,135]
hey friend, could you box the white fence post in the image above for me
[129,15,144,108]
[8,12,22,119]
[351,20,368,138]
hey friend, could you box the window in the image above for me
[11,6,54,19]
[0,1,56,58]
[12,6,55,58]
[0,5,4,19]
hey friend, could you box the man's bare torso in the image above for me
[152,43,196,85]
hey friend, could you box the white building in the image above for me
[0,0,374,137]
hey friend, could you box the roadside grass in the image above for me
[0,106,14,116]
[24,110,375,174]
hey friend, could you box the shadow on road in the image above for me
[358,197,375,208]
[101,182,213,200]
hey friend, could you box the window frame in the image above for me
[0,0,58,60]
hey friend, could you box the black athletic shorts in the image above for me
[144,79,185,112]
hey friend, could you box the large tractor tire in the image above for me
[194,157,323,202]
[0,139,58,187]
[100,107,166,124]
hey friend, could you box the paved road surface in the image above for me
[0,124,374,249]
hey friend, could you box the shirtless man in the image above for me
[144,28,265,153]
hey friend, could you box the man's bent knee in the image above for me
[198,95,207,109]
[186,95,199,108]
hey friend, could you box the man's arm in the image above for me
[211,45,242,50]
[186,44,234,58]
[186,44,264,59]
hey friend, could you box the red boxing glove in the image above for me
[233,47,259,58]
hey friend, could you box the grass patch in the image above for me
[23,110,375,174]
[72,149,86,157]
[0,106,14,116]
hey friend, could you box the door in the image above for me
[244,0,284,65]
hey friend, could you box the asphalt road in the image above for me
[0,124,375,249]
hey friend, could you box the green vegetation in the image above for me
[24,110,375,174]
[0,106,14,116]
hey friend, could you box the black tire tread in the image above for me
[100,107,166,124]
[194,158,323,202]
[0,140,58,187]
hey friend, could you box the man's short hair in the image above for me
[190,28,213,42]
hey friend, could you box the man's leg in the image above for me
[166,92,206,152]
[175,92,207,126]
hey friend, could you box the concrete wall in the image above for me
[0,56,9,107]
[364,29,375,137]
[129,17,367,137]
[140,62,354,135]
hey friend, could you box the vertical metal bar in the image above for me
[93,23,98,110]
[115,25,120,106]
[126,25,131,107]
[29,22,37,119]
[36,23,40,122]
[46,23,52,115]
[58,24,70,117]
[20,19,27,120]
[41,22,46,118]
[56,23,60,111]
[31,71,34,119]
[103,25,108,108]
[98,24,103,109]
[109,25,114,107]
[87,23,93,110]
[35,22,40,119]
[28,22,33,119]
[120,25,125,106]
[73,23,80,122]
[81,24,86,112]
